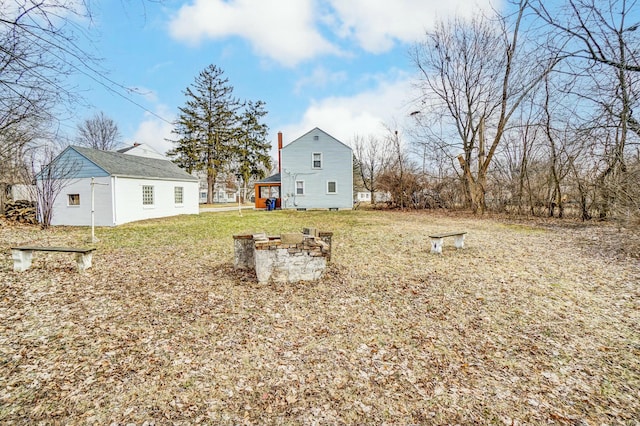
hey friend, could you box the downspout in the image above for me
[278,132,283,207]
[278,132,283,174]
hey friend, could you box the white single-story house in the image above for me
[356,191,392,203]
[199,189,238,204]
[39,145,199,226]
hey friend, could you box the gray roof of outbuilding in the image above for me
[73,146,197,181]
[257,173,281,183]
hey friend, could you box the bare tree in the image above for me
[26,144,81,228]
[531,0,640,220]
[531,0,640,72]
[76,112,122,150]
[1,1,159,194]
[375,127,419,209]
[0,127,33,212]
[411,0,559,213]
[352,134,388,204]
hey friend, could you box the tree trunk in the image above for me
[207,168,217,204]
[457,154,475,210]
[473,169,487,215]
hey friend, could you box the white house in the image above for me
[116,142,168,160]
[277,128,353,210]
[39,145,199,226]
[356,191,392,204]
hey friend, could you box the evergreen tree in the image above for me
[168,65,241,204]
[236,100,272,201]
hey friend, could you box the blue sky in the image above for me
[70,0,500,157]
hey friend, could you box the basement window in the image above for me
[68,194,80,206]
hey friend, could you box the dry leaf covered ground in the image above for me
[0,210,638,425]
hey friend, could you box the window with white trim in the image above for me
[174,186,184,204]
[327,181,337,194]
[296,180,305,195]
[312,152,322,169]
[68,194,80,206]
[142,185,154,205]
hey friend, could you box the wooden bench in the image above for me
[428,231,467,254]
[10,246,96,272]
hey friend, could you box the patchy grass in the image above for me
[0,210,638,424]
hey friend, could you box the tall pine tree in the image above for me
[168,65,240,204]
[236,100,272,201]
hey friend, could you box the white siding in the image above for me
[113,177,199,225]
[47,176,199,226]
[49,177,113,226]
[281,128,353,209]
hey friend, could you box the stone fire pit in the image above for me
[233,228,332,283]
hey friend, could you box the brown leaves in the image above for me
[0,211,639,424]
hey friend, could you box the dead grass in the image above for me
[0,210,638,424]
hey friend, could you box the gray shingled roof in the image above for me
[257,173,281,183]
[73,146,197,181]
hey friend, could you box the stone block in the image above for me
[281,233,304,244]
[303,227,318,237]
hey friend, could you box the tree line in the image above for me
[354,0,639,223]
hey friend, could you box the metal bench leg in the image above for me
[12,250,33,272]
[454,234,465,249]
[430,238,444,254]
[75,252,93,272]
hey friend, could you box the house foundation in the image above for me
[233,228,332,283]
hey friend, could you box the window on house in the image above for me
[68,194,80,206]
[313,135,319,141]
[312,152,322,169]
[296,180,304,195]
[174,186,184,204]
[142,185,154,205]
[327,181,337,194]
[270,186,280,198]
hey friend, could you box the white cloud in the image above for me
[168,0,340,67]
[131,106,175,156]
[168,0,501,64]
[328,0,501,53]
[280,71,416,148]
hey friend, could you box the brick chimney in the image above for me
[278,132,283,174]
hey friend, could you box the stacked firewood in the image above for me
[3,200,37,224]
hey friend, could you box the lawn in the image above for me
[1,210,638,424]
